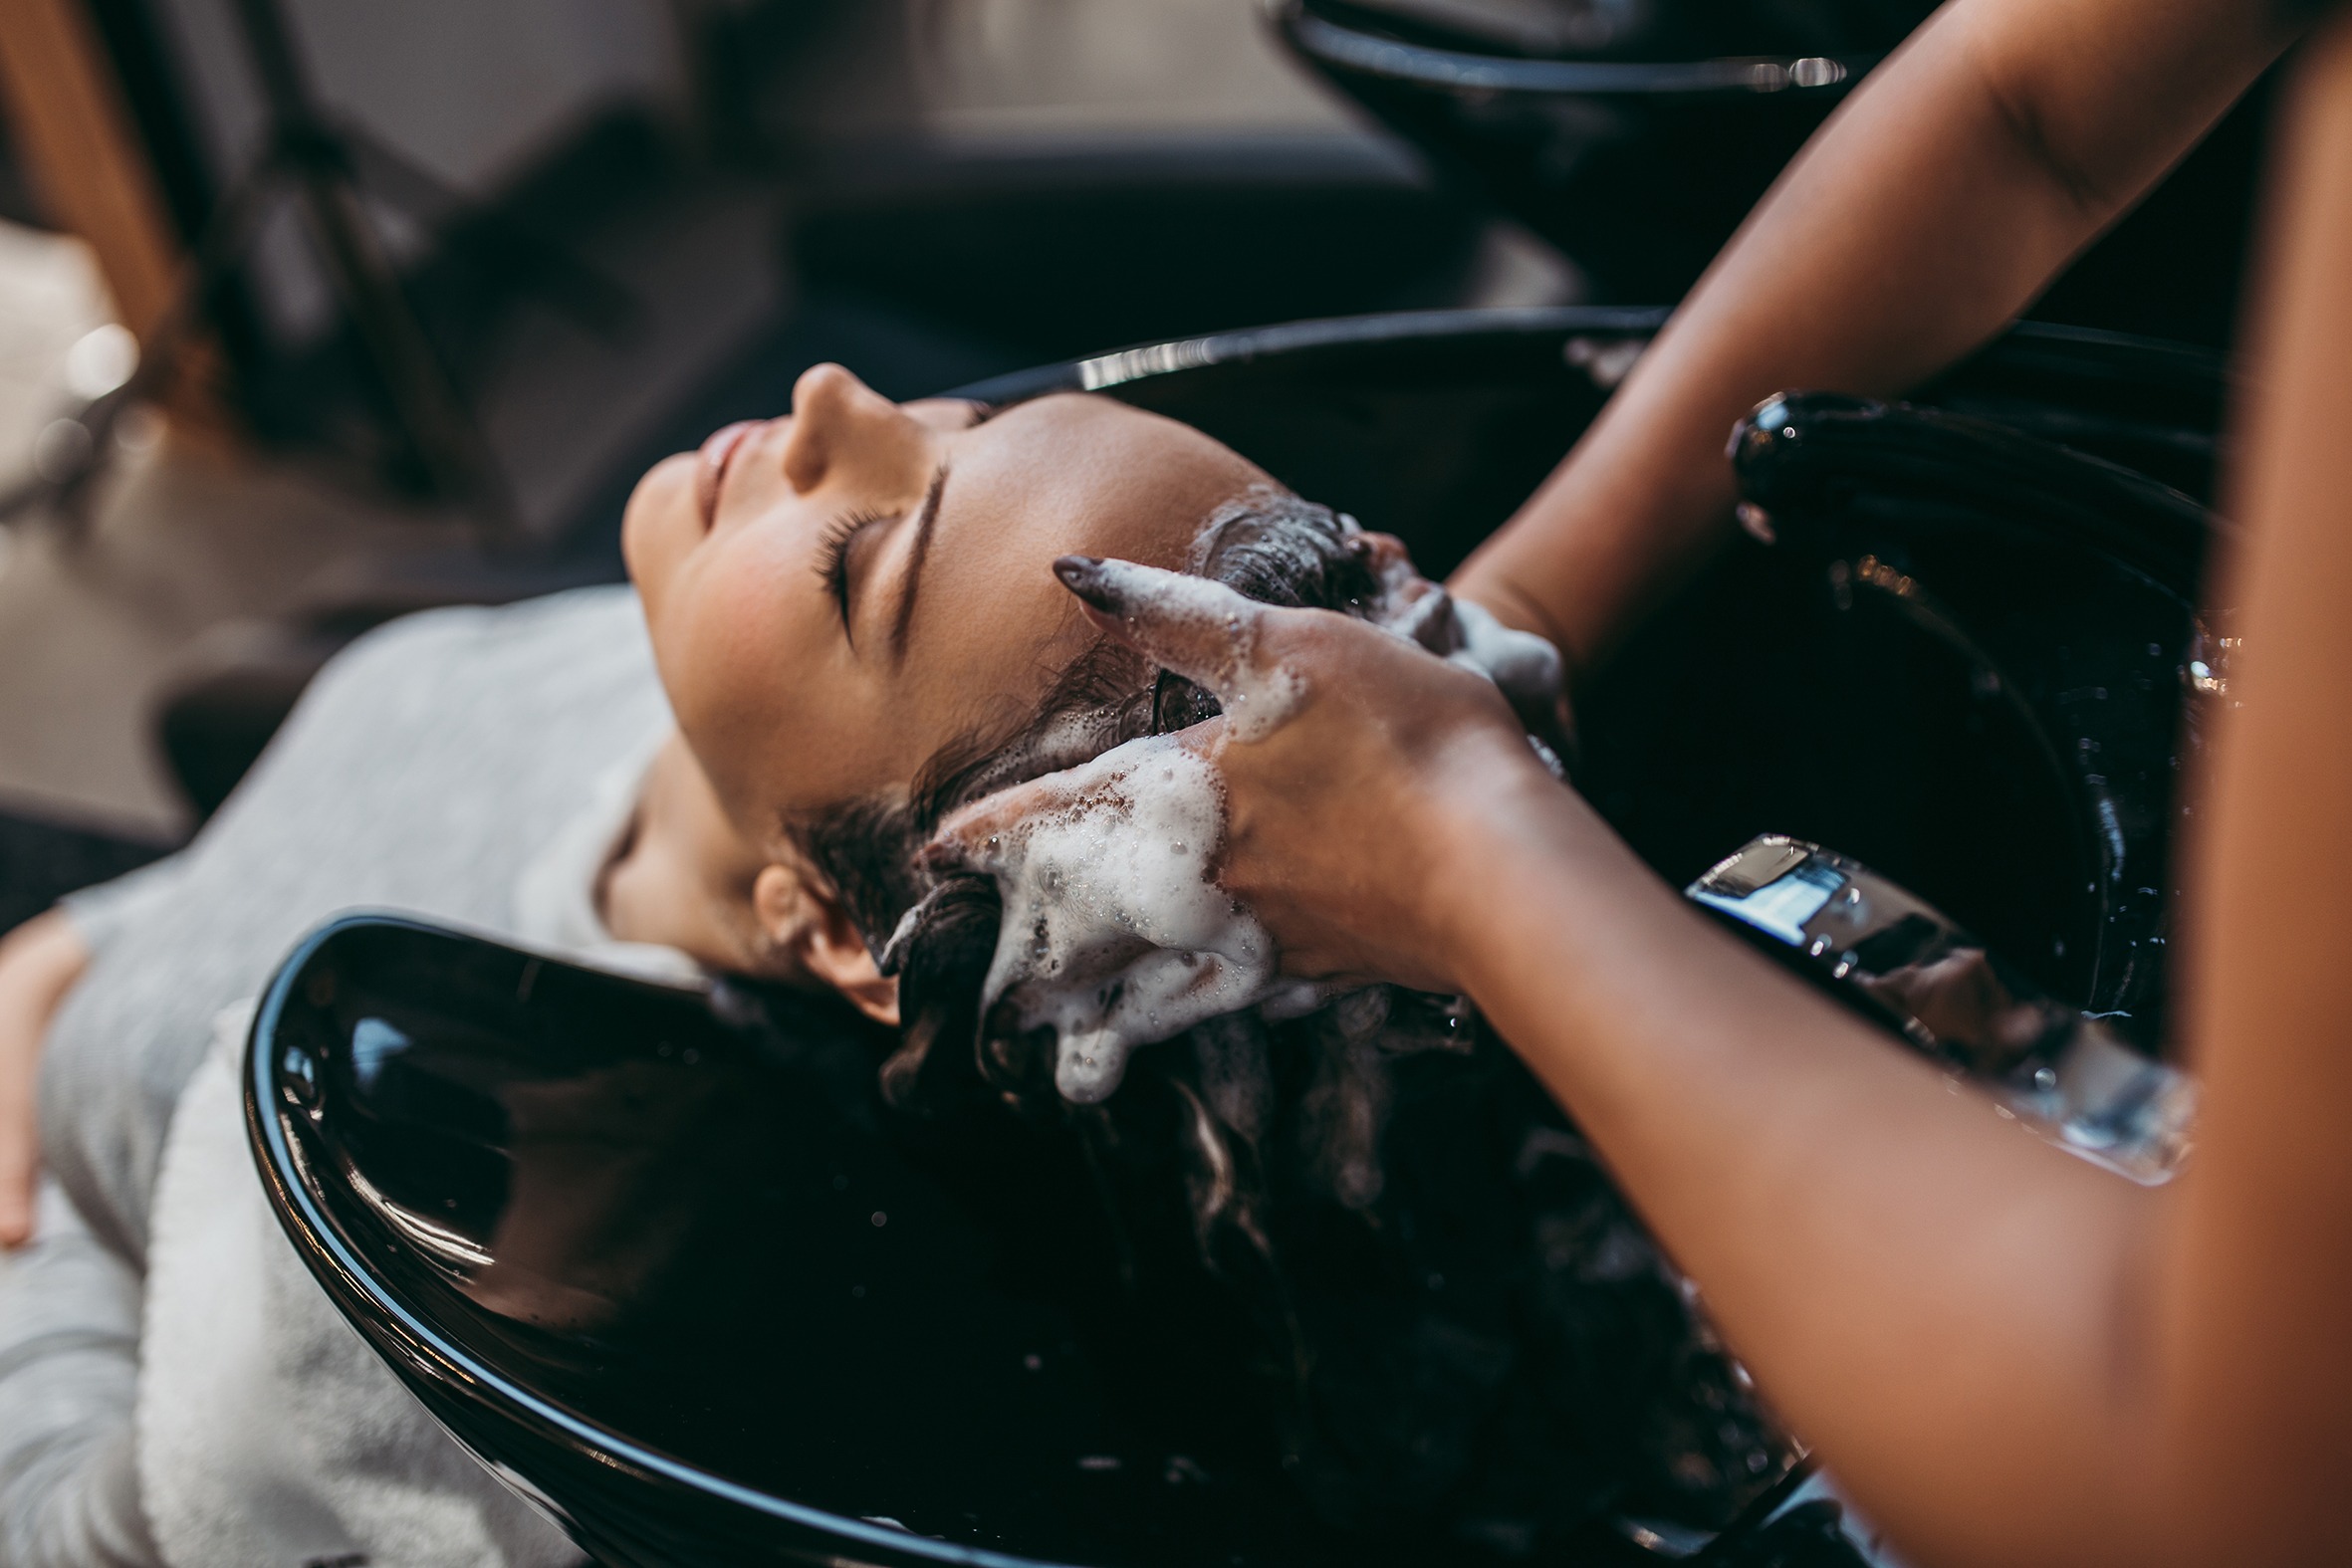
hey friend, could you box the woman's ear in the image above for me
[753,863,900,1026]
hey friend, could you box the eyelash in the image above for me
[814,507,885,625]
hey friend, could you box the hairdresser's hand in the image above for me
[936,558,1574,993]
[0,911,88,1246]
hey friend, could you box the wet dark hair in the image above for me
[789,490,1784,1547]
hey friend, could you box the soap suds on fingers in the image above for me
[937,733,1329,1102]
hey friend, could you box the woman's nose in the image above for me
[780,362,925,495]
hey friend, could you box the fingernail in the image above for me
[1054,555,1120,612]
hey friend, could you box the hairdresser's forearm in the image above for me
[1453,0,2297,672]
[1429,784,2169,1564]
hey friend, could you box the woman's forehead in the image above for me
[957,394,1270,551]
[981,389,1255,467]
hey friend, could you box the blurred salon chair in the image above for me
[249,310,2216,1566]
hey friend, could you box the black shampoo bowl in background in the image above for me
[252,309,2222,1565]
[1271,0,1904,304]
[1271,0,2269,345]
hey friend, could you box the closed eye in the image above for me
[814,507,889,645]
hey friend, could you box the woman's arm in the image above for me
[1452,0,2309,676]
[0,913,91,1247]
[1426,766,2174,1566]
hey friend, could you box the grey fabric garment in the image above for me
[1,585,670,1568]
[47,584,669,1262]
[0,1185,159,1568]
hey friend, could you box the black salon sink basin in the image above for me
[253,915,1888,1567]
[255,916,1428,1568]
[1270,0,1911,303]
[251,307,2222,1567]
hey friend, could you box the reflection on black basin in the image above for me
[251,308,2221,1567]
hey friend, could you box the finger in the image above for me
[1052,554,1268,686]
[924,773,1083,871]
[1054,556,1302,741]
[924,717,1226,871]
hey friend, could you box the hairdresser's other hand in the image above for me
[1049,556,1568,992]
[0,911,88,1246]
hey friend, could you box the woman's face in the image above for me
[624,363,1271,838]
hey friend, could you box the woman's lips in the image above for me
[695,420,762,529]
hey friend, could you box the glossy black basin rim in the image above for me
[1276,3,1870,97]
[244,915,1086,1568]
[951,306,2228,512]
[955,303,1671,406]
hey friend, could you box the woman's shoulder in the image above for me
[204,581,664,851]
[326,582,645,687]
[290,583,655,739]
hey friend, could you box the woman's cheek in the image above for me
[670,542,822,756]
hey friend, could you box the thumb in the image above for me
[923,716,1225,873]
[923,770,1085,873]
[1053,556,1303,741]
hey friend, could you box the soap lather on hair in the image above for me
[926,544,1563,1104]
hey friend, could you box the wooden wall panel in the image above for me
[0,0,225,428]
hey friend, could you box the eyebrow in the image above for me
[886,463,948,663]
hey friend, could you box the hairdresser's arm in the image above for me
[1037,573,2176,1566]
[1039,33,2352,1557]
[1443,36,2352,1555]
[0,914,89,1247]
[1452,0,2305,674]
[1017,569,2171,1565]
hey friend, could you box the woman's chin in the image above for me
[619,452,701,594]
